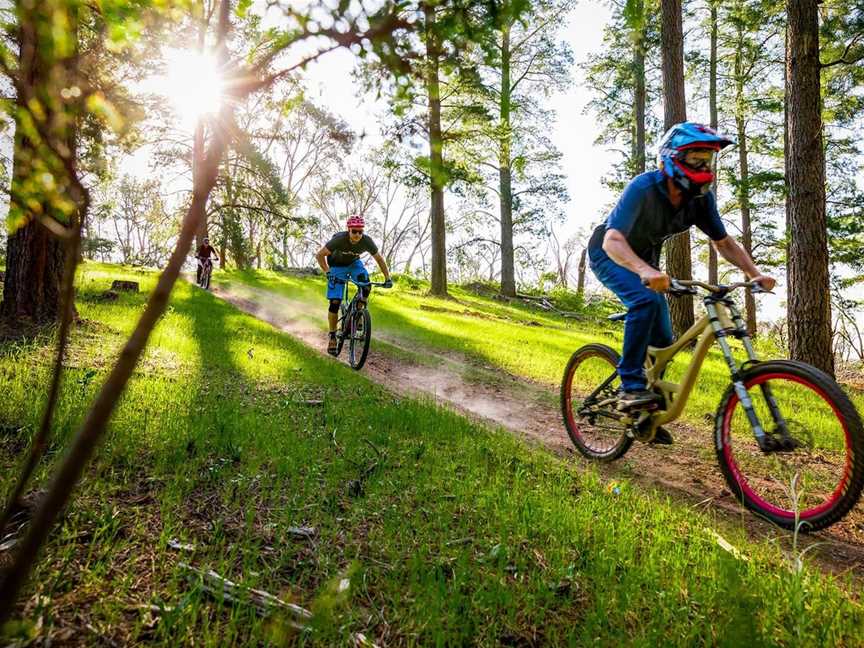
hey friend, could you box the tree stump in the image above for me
[110,280,139,292]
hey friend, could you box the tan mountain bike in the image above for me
[561,279,864,531]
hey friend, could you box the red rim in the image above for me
[564,354,620,454]
[720,372,852,520]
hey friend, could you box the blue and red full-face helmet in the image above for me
[657,122,735,194]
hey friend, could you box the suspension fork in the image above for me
[707,301,770,448]
[727,303,790,436]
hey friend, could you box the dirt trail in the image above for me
[210,280,864,579]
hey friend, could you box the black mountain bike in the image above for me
[332,276,391,370]
[197,257,215,290]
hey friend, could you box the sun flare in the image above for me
[162,49,224,127]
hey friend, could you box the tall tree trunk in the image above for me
[785,0,834,376]
[499,21,516,297]
[633,0,646,175]
[576,248,587,297]
[193,120,207,251]
[734,19,757,335]
[708,0,719,285]
[660,0,693,336]
[425,3,447,297]
[736,116,757,335]
[1,2,78,326]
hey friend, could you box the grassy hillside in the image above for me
[0,262,862,645]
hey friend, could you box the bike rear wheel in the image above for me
[715,360,864,531]
[348,308,372,370]
[560,344,633,461]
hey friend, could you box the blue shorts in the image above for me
[326,260,370,300]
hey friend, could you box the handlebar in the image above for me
[643,278,771,296]
[329,274,392,288]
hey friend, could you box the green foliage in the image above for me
[581,0,662,193]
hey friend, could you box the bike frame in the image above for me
[335,277,366,335]
[334,275,390,338]
[198,257,214,287]
[630,285,785,446]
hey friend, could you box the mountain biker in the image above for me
[196,237,220,286]
[315,214,392,356]
[587,121,776,443]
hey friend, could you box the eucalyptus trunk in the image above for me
[707,0,719,285]
[660,0,693,335]
[633,0,646,175]
[498,21,516,297]
[734,19,757,335]
[785,0,834,376]
[425,3,447,296]
[576,248,587,297]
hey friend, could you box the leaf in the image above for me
[236,0,253,18]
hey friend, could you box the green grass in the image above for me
[219,269,864,436]
[0,262,863,645]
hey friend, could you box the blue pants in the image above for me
[326,260,370,300]
[589,251,673,391]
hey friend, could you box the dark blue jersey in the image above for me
[588,170,727,269]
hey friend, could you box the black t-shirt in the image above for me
[197,244,217,259]
[325,232,379,267]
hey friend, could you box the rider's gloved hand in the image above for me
[751,275,776,292]
[383,278,393,288]
[640,269,671,293]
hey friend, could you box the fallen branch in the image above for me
[179,562,312,627]
[513,293,583,319]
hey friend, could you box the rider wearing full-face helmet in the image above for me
[315,214,392,355]
[587,122,776,443]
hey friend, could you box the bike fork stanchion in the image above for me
[729,304,791,437]
[706,301,770,449]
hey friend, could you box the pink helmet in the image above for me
[346,214,365,230]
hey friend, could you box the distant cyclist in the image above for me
[587,122,775,443]
[196,237,220,286]
[315,214,392,355]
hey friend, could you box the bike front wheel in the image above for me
[715,360,864,531]
[348,308,372,370]
[560,344,633,461]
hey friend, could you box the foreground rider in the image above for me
[196,237,220,285]
[315,215,392,356]
[587,122,776,443]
